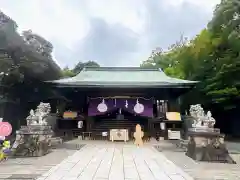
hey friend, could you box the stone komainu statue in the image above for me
[26,102,51,126]
[11,102,53,157]
[189,104,215,128]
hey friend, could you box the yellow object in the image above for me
[166,112,181,121]
[63,111,78,119]
[0,150,7,160]
[0,152,5,160]
[133,124,144,146]
[3,141,10,148]
[0,140,10,161]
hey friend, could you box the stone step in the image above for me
[50,137,63,147]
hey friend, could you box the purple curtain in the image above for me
[88,98,116,116]
[88,98,153,117]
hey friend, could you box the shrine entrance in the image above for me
[91,108,149,141]
[88,97,152,141]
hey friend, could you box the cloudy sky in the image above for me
[1,0,220,68]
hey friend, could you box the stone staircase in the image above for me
[92,118,147,140]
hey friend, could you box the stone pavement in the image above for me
[37,144,194,180]
[0,147,77,179]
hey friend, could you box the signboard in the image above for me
[166,112,181,121]
[63,111,78,119]
[110,129,129,142]
[168,130,181,140]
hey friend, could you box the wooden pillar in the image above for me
[86,117,90,132]
[168,98,180,112]
[86,117,94,132]
[148,118,154,137]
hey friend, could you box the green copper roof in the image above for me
[48,67,198,88]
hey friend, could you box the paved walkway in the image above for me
[37,144,193,180]
[0,148,77,179]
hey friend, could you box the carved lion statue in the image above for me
[26,102,51,126]
[189,104,215,128]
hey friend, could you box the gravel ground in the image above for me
[154,141,240,180]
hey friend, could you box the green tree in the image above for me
[140,0,240,113]
[0,11,61,104]
[61,61,100,78]
[205,0,240,109]
[61,66,75,77]
[73,61,100,74]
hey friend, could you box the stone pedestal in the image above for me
[182,116,194,140]
[186,128,236,164]
[11,125,53,157]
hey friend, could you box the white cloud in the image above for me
[1,0,221,68]
[166,0,219,10]
[2,0,90,50]
[84,0,145,34]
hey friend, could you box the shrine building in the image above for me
[47,67,197,141]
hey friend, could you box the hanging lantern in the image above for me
[78,121,83,129]
[97,99,108,112]
[134,99,144,114]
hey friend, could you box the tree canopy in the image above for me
[141,0,240,114]
[0,10,100,106]
[62,61,100,78]
[0,11,61,80]
[0,11,61,104]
